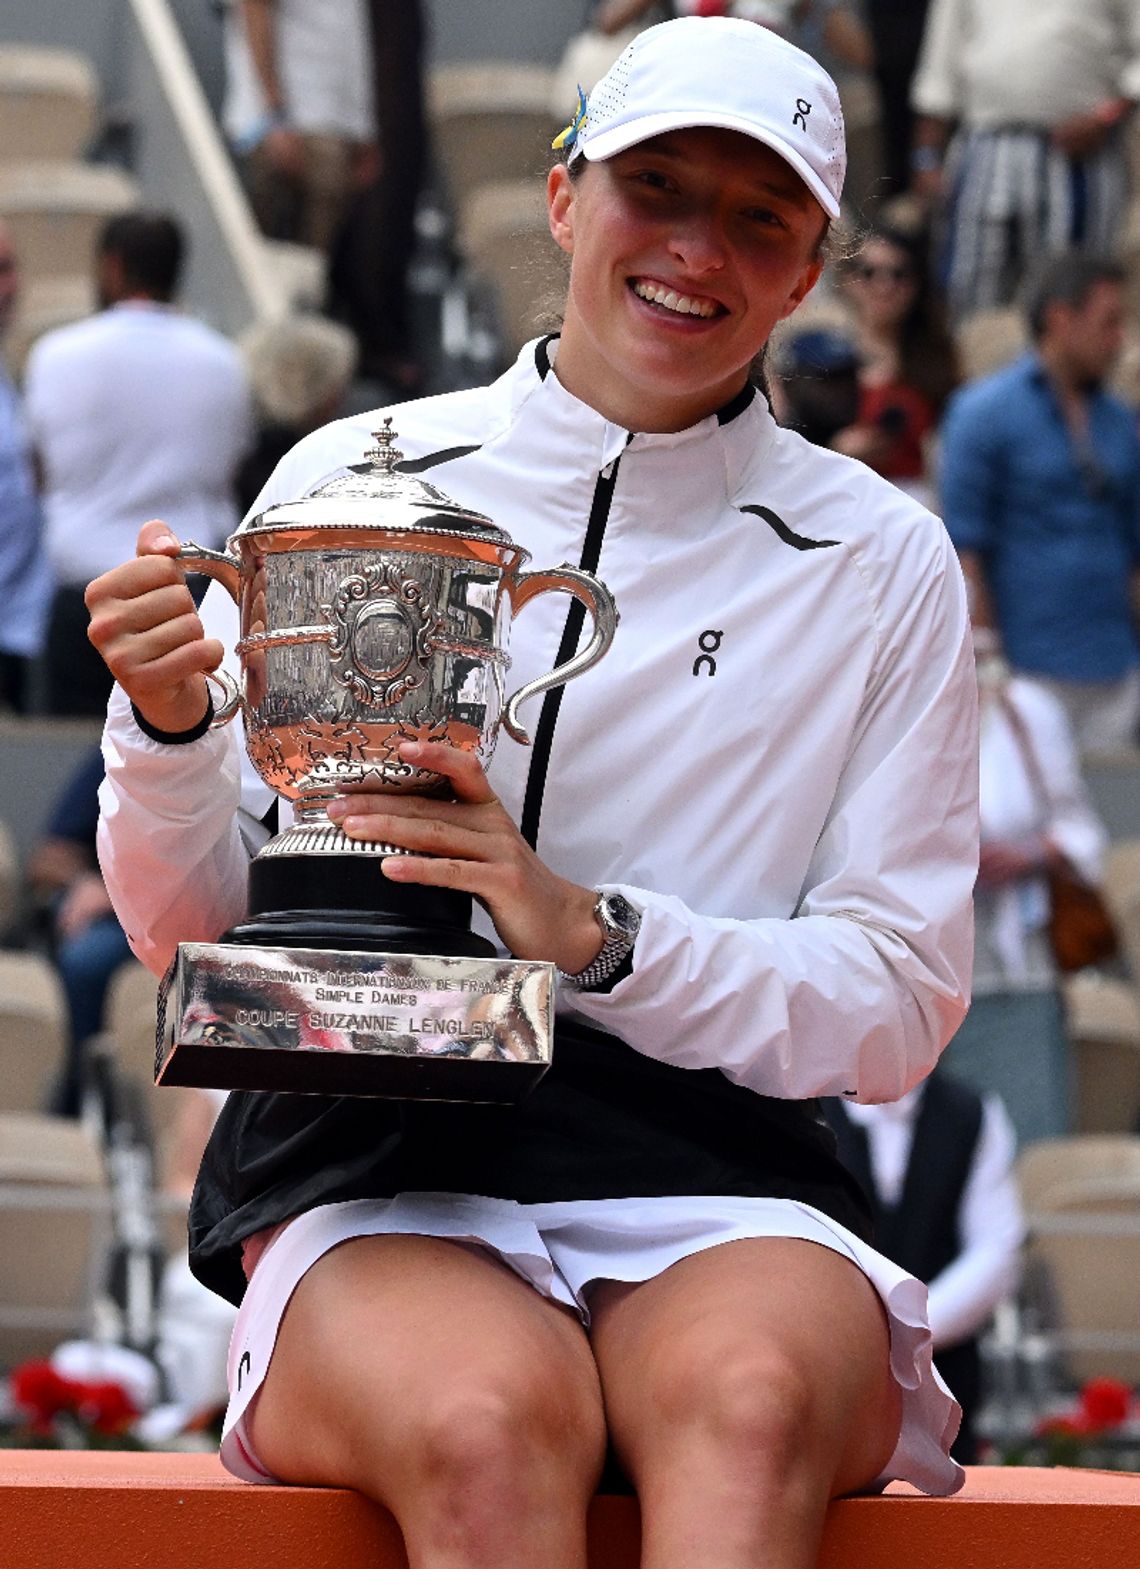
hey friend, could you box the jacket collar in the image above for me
[505,334,772,492]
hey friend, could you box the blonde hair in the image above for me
[238,315,358,428]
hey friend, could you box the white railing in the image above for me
[124,0,291,333]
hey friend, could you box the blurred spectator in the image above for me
[326,0,427,392]
[222,0,378,255]
[771,326,863,449]
[948,637,1109,1147]
[940,253,1140,753]
[824,1071,1023,1463]
[23,212,252,718]
[911,0,1140,320]
[862,0,932,196]
[25,748,132,1118]
[593,0,870,65]
[833,224,959,505]
[236,314,357,512]
[0,217,51,713]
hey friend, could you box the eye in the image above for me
[631,168,676,193]
[744,207,785,229]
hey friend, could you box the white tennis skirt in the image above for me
[219,1191,965,1497]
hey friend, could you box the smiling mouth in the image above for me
[630,279,725,319]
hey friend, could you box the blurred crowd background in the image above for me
[3,0,1140,1465]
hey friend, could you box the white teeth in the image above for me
[633,280,718,318]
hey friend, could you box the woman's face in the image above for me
[547,127,825,431]
[845,238,919,333]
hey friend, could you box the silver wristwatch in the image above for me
[558,890,641,990]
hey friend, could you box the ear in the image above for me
[548,163,576,258]
[777,256,824,323]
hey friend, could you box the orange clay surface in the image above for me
[1,1451,1139,1568]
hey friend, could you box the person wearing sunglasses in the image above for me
[831,225,959,506]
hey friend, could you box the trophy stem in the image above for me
[244,818,496,960]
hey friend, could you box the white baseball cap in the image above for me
[564,17,845,220]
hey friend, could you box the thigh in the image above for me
[588,1236,902,1499]
[248,1231,607,1500]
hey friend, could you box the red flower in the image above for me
[10,1360,139,1437]
[1079,1378,1132,1431]
[74,1380,138,1436]
[693,1,729,14]
[11,1361,77,1423]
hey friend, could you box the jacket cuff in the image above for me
[130,692,215,744]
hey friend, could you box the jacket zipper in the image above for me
[519,454,623,848]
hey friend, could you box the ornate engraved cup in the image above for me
[181,421,618,863]
[156,423,619,1102]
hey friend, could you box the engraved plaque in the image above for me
[158,943,554,1103]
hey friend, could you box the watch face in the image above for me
[600,892,640,940]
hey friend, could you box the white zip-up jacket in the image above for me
[98,338,978,1107]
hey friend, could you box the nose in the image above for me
[667,214,727,277]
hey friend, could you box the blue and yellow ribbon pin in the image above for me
[552,86,589,152]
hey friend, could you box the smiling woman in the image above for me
[548,129,829,433]
[87,17,979,1569]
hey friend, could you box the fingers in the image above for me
[332,801,499,860]
[85,530,222,730]
[87,565,204,666]
[380,851,501,900]
[135,518,181,558]
[395,741,498,805]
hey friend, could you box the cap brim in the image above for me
[578,109,840,221]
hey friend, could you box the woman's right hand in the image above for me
[85,520,224,734]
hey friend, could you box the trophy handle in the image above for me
[205,668,242,726]
[177,544,242,725]
[503,565,619,744]
[177,541,241,603]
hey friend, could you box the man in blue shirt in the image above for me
[0,219,50,712]
[940,252,1140,752]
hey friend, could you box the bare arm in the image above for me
[956,549,996,634]
[237,0,304,171]
[240,0,284,113]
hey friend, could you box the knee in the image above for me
[653,1345,818,1475]
[411,1371,605,1512]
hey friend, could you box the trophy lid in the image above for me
[238,418,512,545]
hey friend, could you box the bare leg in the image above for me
[589,1237,903,1569]
[248,1233,607,1569]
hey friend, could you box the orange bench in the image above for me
[2,1452,1139,1568]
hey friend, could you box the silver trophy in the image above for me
[157,421,618,1101]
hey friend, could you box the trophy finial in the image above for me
[365,417,405,474]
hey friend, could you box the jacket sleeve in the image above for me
[569,525,979,1105]
[96,679,253,977]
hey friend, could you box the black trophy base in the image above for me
[235,847,497,961]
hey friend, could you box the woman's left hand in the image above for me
[326,741,604,974]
